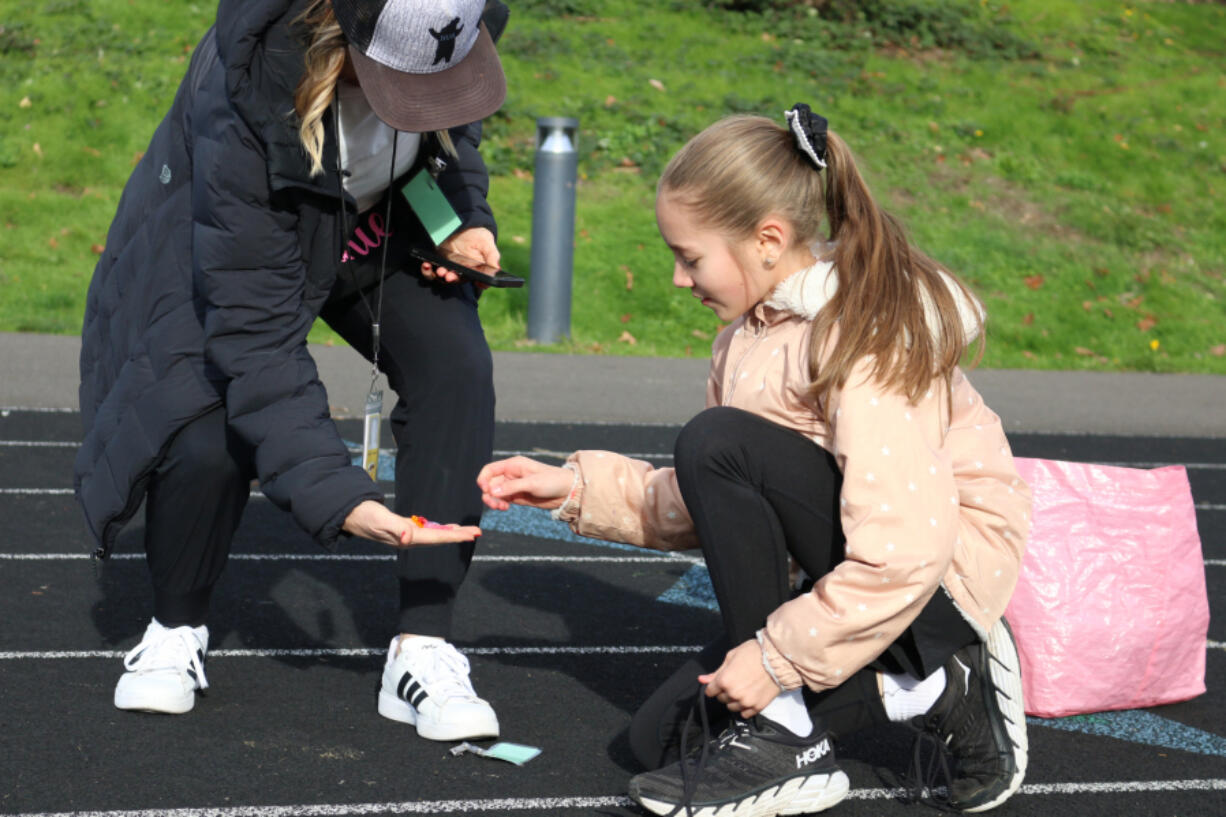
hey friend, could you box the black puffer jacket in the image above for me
[75,0,499,557]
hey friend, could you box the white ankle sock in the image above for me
[760,688,813,737]
[880,667,947,722]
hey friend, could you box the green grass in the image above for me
[2,0,1224,372]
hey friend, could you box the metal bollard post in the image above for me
[526,117,579,344]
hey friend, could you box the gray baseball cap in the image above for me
[332,0,506,132]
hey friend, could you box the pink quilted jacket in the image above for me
[558,259,1031,692]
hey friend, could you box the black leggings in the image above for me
[145,266,494,638]
[627,407,977,769]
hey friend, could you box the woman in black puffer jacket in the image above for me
[77,0,509,742]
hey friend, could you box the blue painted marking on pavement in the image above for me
[1030,709,1226,758]
[657,563,718,611]
[477,503,640,552]
[345,443,396,481]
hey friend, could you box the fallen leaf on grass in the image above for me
[620,313,632,324]
[1022,312,1035,326]
[1136,315,1157,332]
[1023,275,1044,290]
[32,142,43,158]
[648,79,665,92]
[691,329,710,340]
[1210,344,1225,357]
[19,96,32,109]
[621,265,634,290]
[1074,347,1097,357]
[618,331,637,345]
[604,95,617,108]
[91,243,104,254]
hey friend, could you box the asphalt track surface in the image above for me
[1,409,1223,817]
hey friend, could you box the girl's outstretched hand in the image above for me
[342,500,481,548]
[699,638,781,719]
[477,455,573,511]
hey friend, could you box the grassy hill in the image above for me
[1,0,1223,372]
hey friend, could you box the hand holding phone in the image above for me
[409,245,525,288]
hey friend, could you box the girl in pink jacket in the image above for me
[478,105,1031,816]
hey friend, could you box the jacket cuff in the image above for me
[550,462,584,522]
[758,629,805,691]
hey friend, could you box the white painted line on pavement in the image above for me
[0,406,78,414]
[0,552,703,565]
[0,644,706,661]
[3,487,1224,513]
[4,642,1223,661]
[8,779,1226,816]
[0,440,78,447]
[0,488,74,495]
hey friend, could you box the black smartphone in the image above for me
[408,245,525,288]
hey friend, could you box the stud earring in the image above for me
[764,257,777,268]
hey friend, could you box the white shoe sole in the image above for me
[966,617,1029,813]
[378,689,499,742]
[114,683,196,715]
[637,769,850,817]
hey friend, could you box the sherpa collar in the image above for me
[761,251,985,344]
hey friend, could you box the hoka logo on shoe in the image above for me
[795,738,832,769]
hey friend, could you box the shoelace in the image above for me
[663,684,757,817]
[895,717,957,812]
[411,641,479,703]
[123,626,208,690]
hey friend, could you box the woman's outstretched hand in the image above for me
[342,500,480,547]
[477,455,573,511]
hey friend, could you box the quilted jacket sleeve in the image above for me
[190,68,383,548]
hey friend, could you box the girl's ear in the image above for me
[754,215,790,267]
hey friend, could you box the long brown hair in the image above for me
[292,0,456,178]
[658,114,983,410]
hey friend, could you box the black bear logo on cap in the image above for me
[429,17,464,65]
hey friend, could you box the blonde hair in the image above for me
[658,114,983,410]
[293,0,456,178]
[294,0,346,177]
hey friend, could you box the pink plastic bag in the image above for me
[1004,457,1208,718]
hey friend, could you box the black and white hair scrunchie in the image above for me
[785,103,828,170]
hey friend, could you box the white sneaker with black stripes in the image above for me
[113,619,209,714]
[377,635,499,741]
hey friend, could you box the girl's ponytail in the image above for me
[808,130,984,409]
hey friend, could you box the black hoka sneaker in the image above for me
[912,617,1028,812]
[628,715,850,817]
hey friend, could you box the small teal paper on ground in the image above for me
[1030,709,1226,758]
[450,741,541,766]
